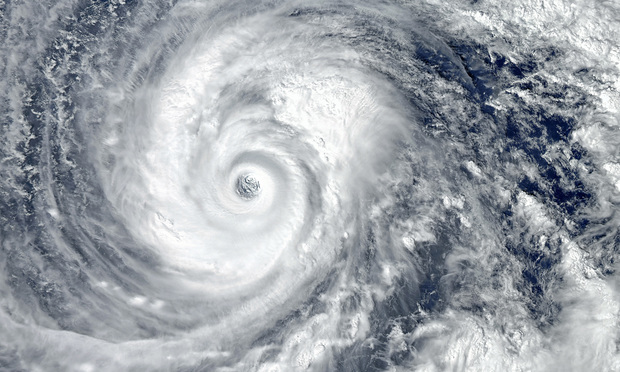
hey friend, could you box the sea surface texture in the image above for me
[1,0,620,371]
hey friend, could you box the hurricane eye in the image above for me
[236,174,261,199]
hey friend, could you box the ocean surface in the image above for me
[1,0,620,371]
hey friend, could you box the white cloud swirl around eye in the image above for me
[96,1,411,352]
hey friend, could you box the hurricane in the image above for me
[1,0,620,371]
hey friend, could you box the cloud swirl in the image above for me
[1,0,619,371]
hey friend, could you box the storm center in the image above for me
[236,174,261,200]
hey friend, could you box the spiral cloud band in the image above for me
[1,0,620,371]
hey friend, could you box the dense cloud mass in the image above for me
[1,0,620,371]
